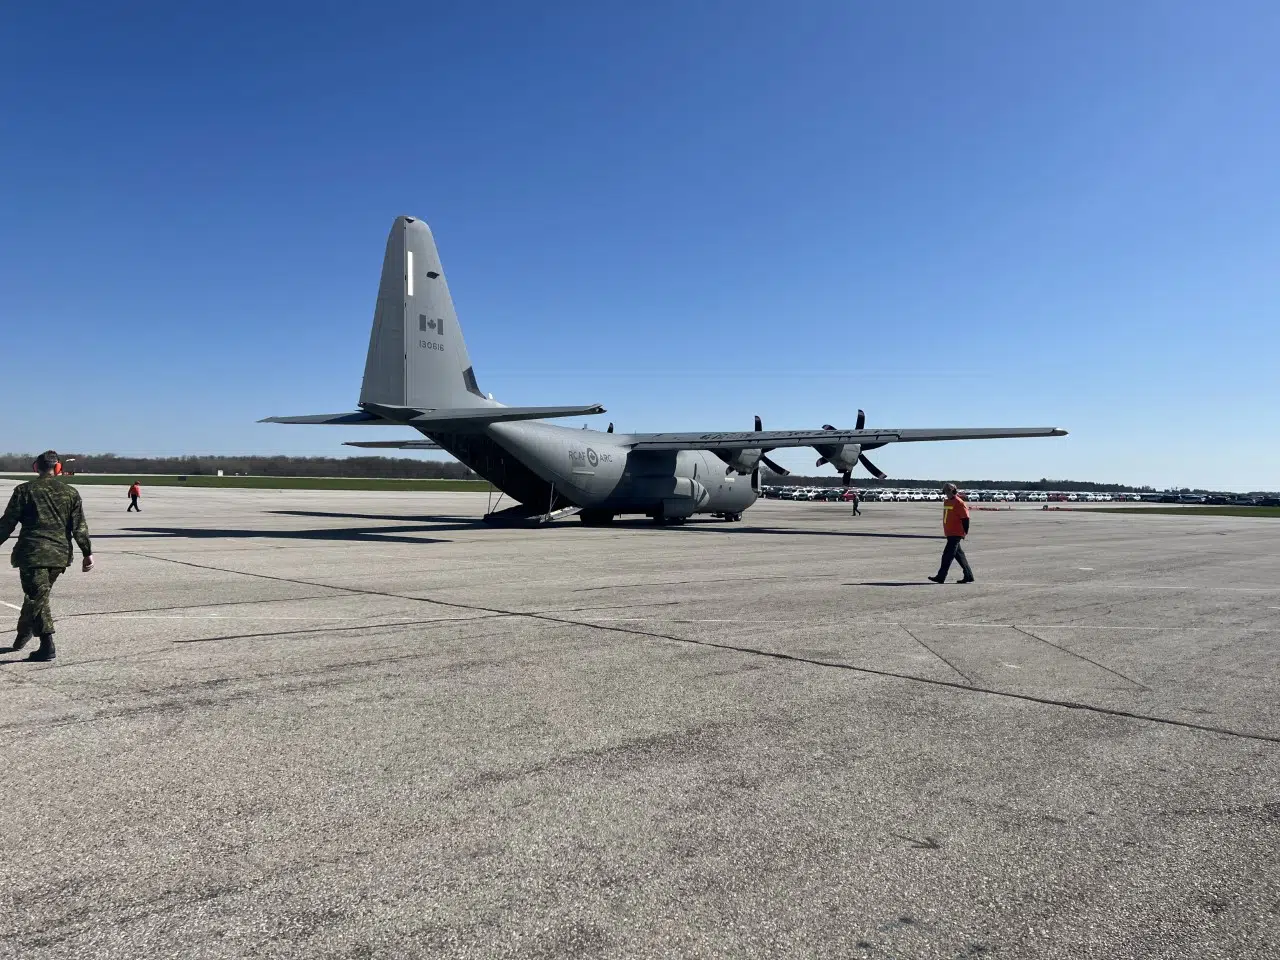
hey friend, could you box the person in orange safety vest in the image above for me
[928,482,975,583]
[127,481,142,513]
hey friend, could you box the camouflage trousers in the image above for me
[17,567,63,637]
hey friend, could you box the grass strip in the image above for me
[0,474,489,492]
[1077,506,1280,519]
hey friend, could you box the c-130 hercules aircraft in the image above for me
[263,216,1066,526]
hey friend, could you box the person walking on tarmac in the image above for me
[849,489,861,517]
[127,480,141,512]
[0,451,94,661]
[928,482,975,584]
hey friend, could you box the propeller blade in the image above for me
[822,424,836,431]
[859,454,887,480]
[607,422,614,433]
[752,463,760,492]
[761,455,789,476]
[842,471,852,487]
[815,457,827,468]
[855,409,866,430]
[754,415,763,432]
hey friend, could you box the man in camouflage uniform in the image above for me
[0,450,94,661]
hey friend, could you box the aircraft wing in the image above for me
[627,426,1067,452]
[344,440,444,450]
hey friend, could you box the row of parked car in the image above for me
[760,487,1279,506]
[763,487,1062,502]
[762,486,861,502]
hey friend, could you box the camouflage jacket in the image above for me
[0,477,93,569]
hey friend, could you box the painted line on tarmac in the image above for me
[0,601,20,611]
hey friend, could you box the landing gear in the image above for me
[714,512,742,522]
[579,510,615,526]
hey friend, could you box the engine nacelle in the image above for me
[814,443,860,473]
[719,448,763,475]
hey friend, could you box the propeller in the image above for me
[816,408,887,486]
[754,415,791,478]
[717,416,791,492]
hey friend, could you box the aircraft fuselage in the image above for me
[423,420,758,520]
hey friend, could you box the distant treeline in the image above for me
[0,453,477,481]
[762,473,1267,496]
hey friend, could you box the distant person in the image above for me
[0,450,94,661]
[849,489,861,517]
[928,482,974,584]
[127,481,142,512]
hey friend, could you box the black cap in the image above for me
[35,450,59,472]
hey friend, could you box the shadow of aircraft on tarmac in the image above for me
[94,522,466,545]
[268,510,479,524]
[94,516,941,545]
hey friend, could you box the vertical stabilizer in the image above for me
[360,216,488,410]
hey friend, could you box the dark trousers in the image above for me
[17,566,63,637]
[936,536,974,581]
[128,496,140,511]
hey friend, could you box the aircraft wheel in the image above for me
[580,510,615,526]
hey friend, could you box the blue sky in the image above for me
[2,2,1277,489]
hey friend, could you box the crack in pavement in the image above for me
[1009,624,1151,691]
[117,552,1280,746]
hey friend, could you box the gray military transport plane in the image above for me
[263,216,1066,526]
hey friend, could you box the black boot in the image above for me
[28,634,55,662]
[12,632,32,651]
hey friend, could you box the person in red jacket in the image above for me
[928,482,975,583]
[127,481,141,512]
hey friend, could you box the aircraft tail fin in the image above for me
[360,216,490,411]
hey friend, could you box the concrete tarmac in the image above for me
[0,485,1277,959]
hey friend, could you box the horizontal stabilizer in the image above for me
[344,440,444,450]
[258,411,396,425]
[263,404,605,429]
[408,404,605,426]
